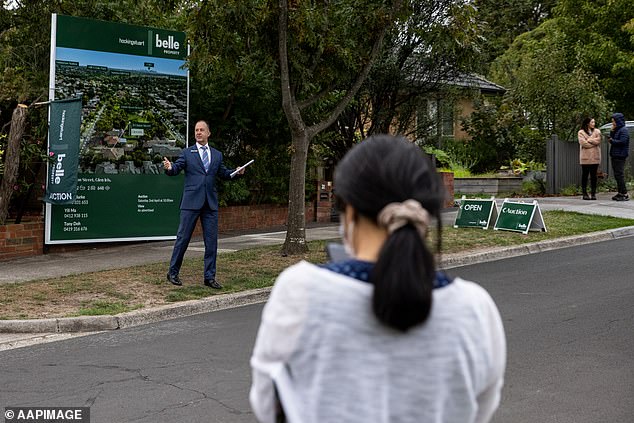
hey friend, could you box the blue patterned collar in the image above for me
[320,259,453,288]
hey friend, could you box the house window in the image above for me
[415,99,455,140]
[427,100,437,126]
[422,100,438,136]
[426,99,454,137]
[441,103,454,137]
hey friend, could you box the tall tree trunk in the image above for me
[277,0,397,254]
[282,130,310,254]
[0,104,28,225]
[279,0,310,255]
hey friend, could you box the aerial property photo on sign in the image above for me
[45,14,189,244]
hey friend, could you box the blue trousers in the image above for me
[169,204,219,280]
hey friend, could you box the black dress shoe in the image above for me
[204,279,222,289]
[166,273,182,286]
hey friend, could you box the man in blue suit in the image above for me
[163,120,245,288]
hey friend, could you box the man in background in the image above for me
[163,120,245,288]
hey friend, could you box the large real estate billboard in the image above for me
[45,14,189,244]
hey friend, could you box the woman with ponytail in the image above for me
[250,135,506,423]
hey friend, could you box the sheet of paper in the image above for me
[230,159,254,177]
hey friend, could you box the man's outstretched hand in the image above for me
[163,157,172,171]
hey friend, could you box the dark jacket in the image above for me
[609,113,630,158]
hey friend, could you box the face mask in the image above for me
[338,220,355,257]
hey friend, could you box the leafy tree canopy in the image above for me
[474,0,555,71]
[490,14,613,140]
[554,0,634,117]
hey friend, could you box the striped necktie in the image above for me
[201,145,209,172]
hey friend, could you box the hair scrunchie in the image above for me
[377,199,430,239]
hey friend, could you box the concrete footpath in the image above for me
[1,194,634,349]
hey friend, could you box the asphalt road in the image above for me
[0,306,261,423]
[1,238,632,423]
[456,237,634,423]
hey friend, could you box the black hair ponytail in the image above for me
[334,135,444,332]
[371,224,436,332]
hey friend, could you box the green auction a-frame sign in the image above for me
[454,196,498,229]
[494,199,547,234]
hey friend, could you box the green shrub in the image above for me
[441,167,472,178]
[560,184,580,196]
[597,177,616,192]
[500,158,546,176]
[423,141,477,175]
[522,179,546,196]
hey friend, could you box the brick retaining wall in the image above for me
[0,170,456,260]
[192,203,315,237]
[440,171,455,208]
[0,203,317,261]
[0,221,44,261]
[220,203,315,232]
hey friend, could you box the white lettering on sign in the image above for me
[49,192,73,201]
[119,38,145,47]
[155,34,180,50]
[53,153,66,184]
[502,207,528,215]
[58,110,66,141]
[463,204,483,211]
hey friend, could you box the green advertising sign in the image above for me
[454,196,498,229]
[56,15,187,60]
[493,200,547,234]
[46,15,188,244]
[48,175,183,241]
[44,98,82,205]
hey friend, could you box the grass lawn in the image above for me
[1,210,632,320]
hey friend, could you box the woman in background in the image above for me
[577,117,602,200]
[250,135,506,423]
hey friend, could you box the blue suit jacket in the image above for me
[166,145,235,211]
